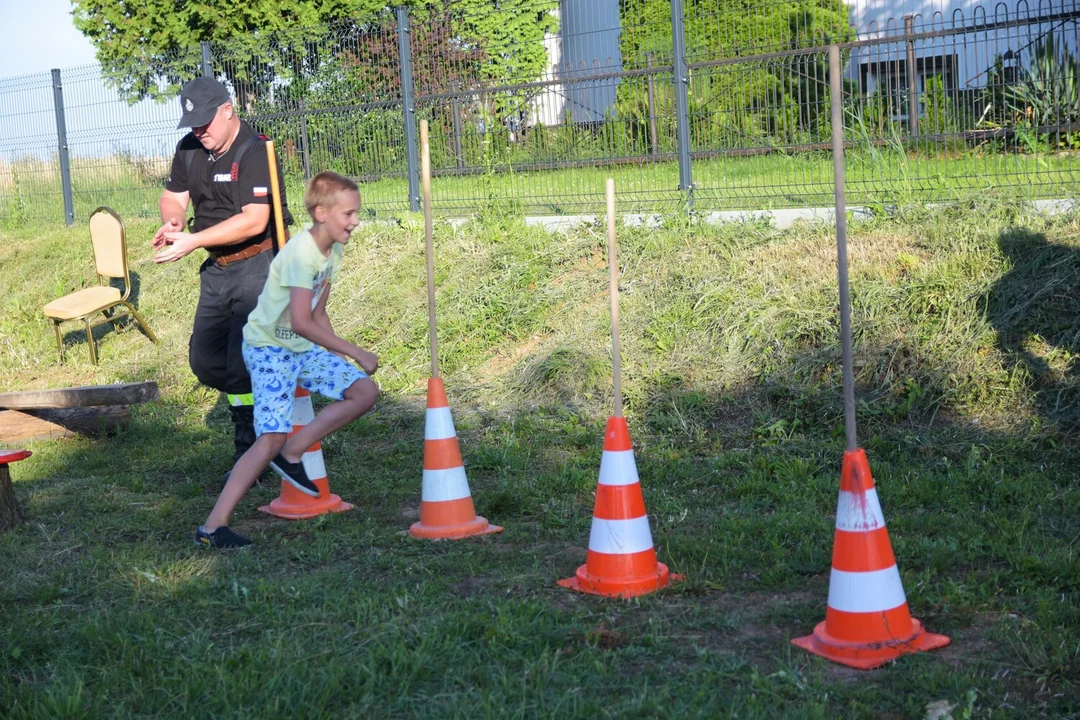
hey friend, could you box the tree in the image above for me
[73,0,557,113]
[71,0,412,102]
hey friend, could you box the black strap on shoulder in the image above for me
[181,148,199,231]
[183,148,198,189]
[234,134,293,225]
[230,135,263,215]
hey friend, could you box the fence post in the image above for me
[670,0,693,210]
[904,15,919,137]
[450,82,465,170]
[397,5,421,212]
[201,42,213,77]
[646,52,659,157]
[299,98,312,181]
[51,69,74,227]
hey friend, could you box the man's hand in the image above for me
[152,218,183,250]
[349,347,379,375]
[153,231,201,264]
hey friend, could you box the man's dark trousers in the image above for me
[189,250,272,465]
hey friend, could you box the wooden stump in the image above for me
[0,406,131,443]
[0,382,158,443]
[0,451,29,532]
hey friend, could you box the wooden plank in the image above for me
[0,407,131,443]
[0,381,158,409]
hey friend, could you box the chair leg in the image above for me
[85,317,98,365]
[53,321,64,363]
[124,303,159,344]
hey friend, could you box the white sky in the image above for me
[0,0,97,77]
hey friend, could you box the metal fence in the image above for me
[2,0,1079,227]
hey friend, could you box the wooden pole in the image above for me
[829,45,858,452]
[420,119,439,378]
[607,178,622,418]
[266,140,288,248]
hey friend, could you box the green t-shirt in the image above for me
[243,229,343,352]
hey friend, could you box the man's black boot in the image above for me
[220,404,262,488]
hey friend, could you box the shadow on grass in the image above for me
[985,227,1080,434]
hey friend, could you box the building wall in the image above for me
[847,0,1078,99]
[531,0,622,127]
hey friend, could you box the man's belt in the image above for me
[210,237,273,266]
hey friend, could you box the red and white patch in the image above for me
[253,186,268,197]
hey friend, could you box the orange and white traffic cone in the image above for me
[558,416,682,598]
[259,388,355,520]
[410,377,502,540]
[792,449,949,669]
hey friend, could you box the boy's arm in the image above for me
[312,284,349,361]
[312,282,335,336]
[290,286,378,374]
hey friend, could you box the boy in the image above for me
[196,171,379,549]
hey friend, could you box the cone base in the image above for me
[792,618,950,670]
[258,495,354,520]
[409,515,503,540]
[557,562,683,599]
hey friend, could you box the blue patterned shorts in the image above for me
[242,342,368,436]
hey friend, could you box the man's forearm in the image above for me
[160,196,187,225]
[192,211,270,249]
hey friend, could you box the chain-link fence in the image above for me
[2,0,1078,227]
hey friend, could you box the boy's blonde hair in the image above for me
[304,171,360,219]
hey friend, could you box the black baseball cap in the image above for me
[177,77,232,129]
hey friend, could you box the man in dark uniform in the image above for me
[153,77,279,483]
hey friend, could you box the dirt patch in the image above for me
[478,334,545,377]
[450,575,498,598]
[549,250,606,290]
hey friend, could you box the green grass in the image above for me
[4,148,1080,225]
[0,200,1078,717]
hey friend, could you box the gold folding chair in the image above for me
[43,207,158,364]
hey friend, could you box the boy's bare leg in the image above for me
[281,378,378,463]
[204,432,287,531]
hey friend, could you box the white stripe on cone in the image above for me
[425,407,457,441]
[588,516,655,555]
[301,449,327,480]
[827,566,908,613]
[598,450,640,487]
[835,488,887,532]
[291,392,326,480]
[293,394,315,425]
[422,466,472,503]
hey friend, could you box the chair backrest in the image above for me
[89,207,127,282]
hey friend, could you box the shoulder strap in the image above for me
[230,135,264,214]
[183,148,198,186]
[181,148,200,231]
[230,133,293,251]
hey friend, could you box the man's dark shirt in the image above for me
[165,120,271,244]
